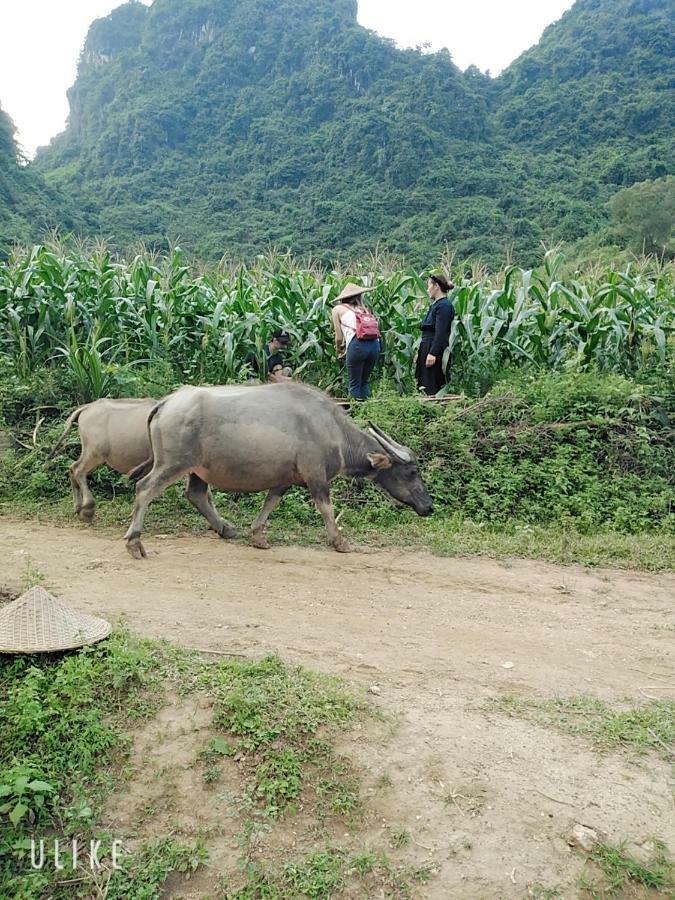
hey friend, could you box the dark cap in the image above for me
[272,330,290,345]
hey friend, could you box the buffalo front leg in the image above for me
[185,474,236,539]
[307,483,352,553]
[125,464,186,559]
[250,486,290,549]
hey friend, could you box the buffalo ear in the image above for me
[367,452,392,470]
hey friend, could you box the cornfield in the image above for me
[0,243,672,400]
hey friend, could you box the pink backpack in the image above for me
[354,307,381,340]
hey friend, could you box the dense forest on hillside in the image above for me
[0,106,82,251]
[11,0,675,264]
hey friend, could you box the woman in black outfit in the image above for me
[416,273,455,396]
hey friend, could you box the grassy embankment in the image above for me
[2,370,673,571]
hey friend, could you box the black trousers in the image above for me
[415,340,448,396]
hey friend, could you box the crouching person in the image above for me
[247,330,293,382]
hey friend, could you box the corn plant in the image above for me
[0,243,672,397]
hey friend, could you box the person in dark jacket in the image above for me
[246,330,292,381]
[415,273,455,396]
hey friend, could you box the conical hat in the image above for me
[0,586,111,654]
[333,282,375,303]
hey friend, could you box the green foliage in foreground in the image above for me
[0,622,431,897]
[195,654,365,819]
[0,631,172,897]
[105,836,210,900]
[0,629,374,898]
[0,244,672,399]
[226,849,433,899]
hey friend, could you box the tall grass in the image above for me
[0,242,672,399]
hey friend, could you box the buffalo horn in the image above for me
[367,423,412,463]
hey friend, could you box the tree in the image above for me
[608,176,675,257]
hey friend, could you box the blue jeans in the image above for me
[346,338,380,400]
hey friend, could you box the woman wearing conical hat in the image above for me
[331,282,381,401]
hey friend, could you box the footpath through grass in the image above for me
[2,488,673,572]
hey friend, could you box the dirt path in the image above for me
[2,518,674,897]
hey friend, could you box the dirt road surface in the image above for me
[2,518,673,898]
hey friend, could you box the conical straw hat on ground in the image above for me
[0,586,111,654]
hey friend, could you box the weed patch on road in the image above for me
[491,694,675,757]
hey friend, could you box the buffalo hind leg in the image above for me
[307,483,352,553]
[125,464,186,559]
[70,452,102,523]
[185,474,236,539]
[250,486,290,549]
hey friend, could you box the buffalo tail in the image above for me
[44,404,88,465]
[127,398,165,482]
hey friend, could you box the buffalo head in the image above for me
[366,423,433,517]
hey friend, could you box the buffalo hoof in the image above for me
[332,537,354,553]
[77,506,95,524]
[126,538,147,560]
[251,531,271,550]
[218,522,237,539]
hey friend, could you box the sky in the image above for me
[0,0,575,158]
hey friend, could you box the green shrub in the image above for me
[355,371,673,533]
[0,631,168,896]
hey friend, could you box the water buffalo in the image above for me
[47,398,157,522]
[125,383,432,558]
